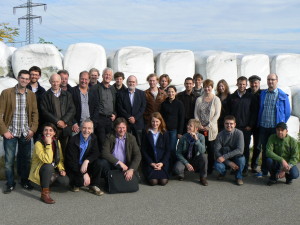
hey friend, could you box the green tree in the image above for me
[0,23,19,42]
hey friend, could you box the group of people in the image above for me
[0,66,298,204]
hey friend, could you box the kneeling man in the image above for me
[214,115,245,185]
[266,122,299,185]
[65,119,103,196]
[99,117,141,183]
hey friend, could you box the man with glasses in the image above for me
[0,70,39,193]
[256,73,291,177]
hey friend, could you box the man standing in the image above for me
[58,69,72,92]
[113,72,127,94]
[88,68,100,87]
[99,118,141,183]
[66,119,104,195]
[27,66,46,141]
[117,75,146,147]
[214,115,245,186]
[227,76,258,176]
[71,71,92,134]
[177,77,198,134]
[193,73,204,97]
[89,67,117,150]
[266,122,299,185]
[0,70,38,193]
[40,74,75,154]
[144,73,167,126]
[257,73,291,177]
[247,75,262,173]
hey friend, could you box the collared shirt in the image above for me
[79,133,91,164]
[237,90,246,98]
[112,134,126,164]
[149,129,159,146]
[51,88,61,97]
[260,88,278,128]
[128,89,135,106]
[80,88,90,122]
[99,83,114,115]
[8,85,30,137]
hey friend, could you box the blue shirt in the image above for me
[260,88,278,128]
[79,133,91,164]
[128,90,135,106]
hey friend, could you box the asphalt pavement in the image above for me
[0,169,299,225]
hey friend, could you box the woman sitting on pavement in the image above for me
[174,119,208,186]
[29,123,69,204]
[141,112,170,186]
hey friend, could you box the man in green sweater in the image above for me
[266,122,299,185]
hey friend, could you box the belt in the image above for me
[99,113,111,118]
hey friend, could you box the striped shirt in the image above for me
[260,88,278,128]
[8,86,30,137]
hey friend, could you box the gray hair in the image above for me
[102,67,113,75]
[80,119,94,130]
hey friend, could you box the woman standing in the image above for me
[141,112,170,185]
[29,123,69,204]
[216,79,230,131]
[159,74,172,92]
[194,79,221,174]
[160,86,184,169]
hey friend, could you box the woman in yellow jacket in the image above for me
[29,123,69,204]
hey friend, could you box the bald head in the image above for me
[50,73,61,91]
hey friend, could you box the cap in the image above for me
[276,122,288,130]
[248,75,261,82]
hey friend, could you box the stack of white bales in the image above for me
[63,43,107,84]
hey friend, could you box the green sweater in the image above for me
[266,134,299,166]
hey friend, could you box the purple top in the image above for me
[112,135,126,164]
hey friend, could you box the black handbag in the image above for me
[107,170,139,194]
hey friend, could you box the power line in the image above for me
[13,0,47,44]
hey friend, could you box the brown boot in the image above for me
[41,188,55,204]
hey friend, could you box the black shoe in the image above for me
[286,179,293,185]
[267,179,277,186]
[21,182,34,191]
[3,185,15,194]
[178,176,184,181]
[251,168,258,173]
[242,169,249,177]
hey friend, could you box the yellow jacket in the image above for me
[29,140,65,185]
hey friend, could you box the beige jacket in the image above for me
[194,95,221,141]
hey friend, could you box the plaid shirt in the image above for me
[8,86,30,137]
[260,88,278,128]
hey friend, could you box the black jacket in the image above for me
[227,90,258,129]
[40,89,75,136]
[65,133,100,176]
[117,88,146,131]
[70,85,93,125]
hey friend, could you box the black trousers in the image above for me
[95,115,113,151]
[68,159,102,187]
[39,164,69,188]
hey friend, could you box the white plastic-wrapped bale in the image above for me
[155,50,195,85]
[63,43,107,84]
[0,42,13,77]
[0,77,18,94]
[270,54,300,87]
[286,116,300,140]
[113,46,154,84]
[291,86,300,118]
[11,44,63,79]
[195,51,239,87]
[237,54,270,85]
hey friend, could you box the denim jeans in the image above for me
[168,130,178,170]
[266,158,299,181]
[214,156,245,179]
[4,135,32,187]
[259,127,276,174]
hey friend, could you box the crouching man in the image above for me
[65,119,104,196]
[99,117,141,184]
[214,115,245,185]
[174,119,208,186]
[266,122,299,186]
